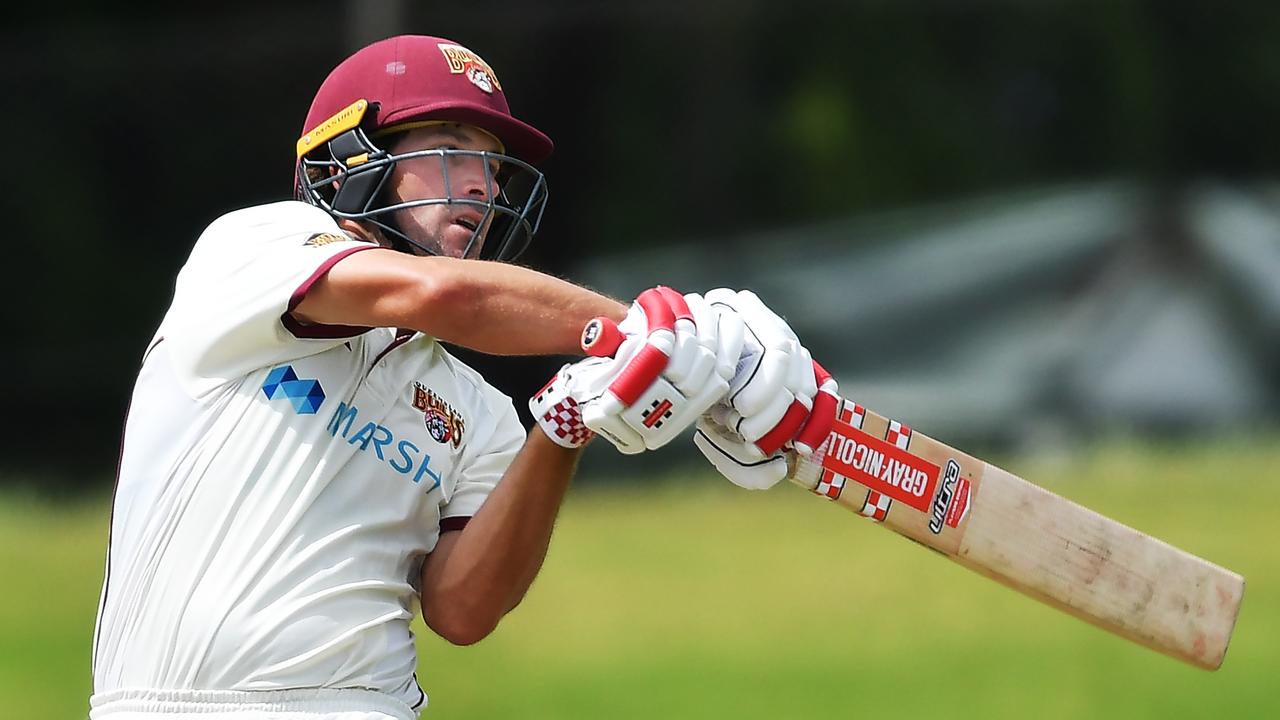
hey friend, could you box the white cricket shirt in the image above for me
[91,201,525,714]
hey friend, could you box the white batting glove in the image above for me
[530,335,648,449]
[531,377,594,448]
[694,361,839,490]
[681,290,744,385]
[693,289,840,490]
[702,290,826,455]
[693,413,790,490]
[539,287,732,454]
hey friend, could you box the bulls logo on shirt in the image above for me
[412,382,466,449]
[303,232,347,248]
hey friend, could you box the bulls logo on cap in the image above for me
[438,42,502,94]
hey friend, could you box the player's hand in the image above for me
[584,287,733,453]
[701,289,839,456]
[689,289,838,490]
[693,360,838,489]
[529,357,602,449]
[693,412,789,489]
[533,287,731,453]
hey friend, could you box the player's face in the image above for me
[384,124,504,258]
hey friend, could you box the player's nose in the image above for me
[451,157,494,201]
[462,174,490,201]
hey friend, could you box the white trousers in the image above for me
[90,688,417,720]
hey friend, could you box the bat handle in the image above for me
[583,286,689,357]
[581,316,625,357]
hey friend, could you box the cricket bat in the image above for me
[788,395,1244,671]
[578,311,1244,670]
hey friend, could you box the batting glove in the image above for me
[694,360,837,490]
[691,289,839,490]
[535,287,731,454]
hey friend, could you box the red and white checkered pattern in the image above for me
[840,401,866,429]
[814,469,846,500]
[885,419,912,450]
[539,397,594,447]
[531,374,595,448]
[859,491,891,522]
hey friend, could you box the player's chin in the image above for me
[440,222,484,258]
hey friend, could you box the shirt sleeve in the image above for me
[439,386,526,524]
[162,202,379,397]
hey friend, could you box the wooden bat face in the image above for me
[789,396,1244,671]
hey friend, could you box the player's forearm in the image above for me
[418,430,579,645]
[417,257,626,355]
[294,249,626,355]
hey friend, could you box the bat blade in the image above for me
[789,396,1245,670]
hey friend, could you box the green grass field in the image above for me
[4,437,1276,719]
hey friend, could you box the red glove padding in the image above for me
[535,286,730,454]
[792,361,838,455]
[579,286,678,413]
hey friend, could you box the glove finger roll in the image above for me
[791,343,818,406]
[792,361,839,456]
[736,390,795,442]
[730,343,793,417]
[753,398,811,456]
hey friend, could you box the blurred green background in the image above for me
[5,439,1275,718]
[5,0,1279,717]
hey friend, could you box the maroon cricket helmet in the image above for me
[300,35,553,164]
[294,35,552,262]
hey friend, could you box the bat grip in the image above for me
[581,316,625,357]
[582,286,679,357]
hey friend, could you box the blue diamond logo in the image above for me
[262,365,299,399]
[261,365,325,414]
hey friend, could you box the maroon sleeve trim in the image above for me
[282,245,379,339]
[440,516,471,533]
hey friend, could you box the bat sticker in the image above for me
[822,420,940,513]
[946,476,971,529]
[929,459,963,534]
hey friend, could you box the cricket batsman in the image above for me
[90,34,834,719]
